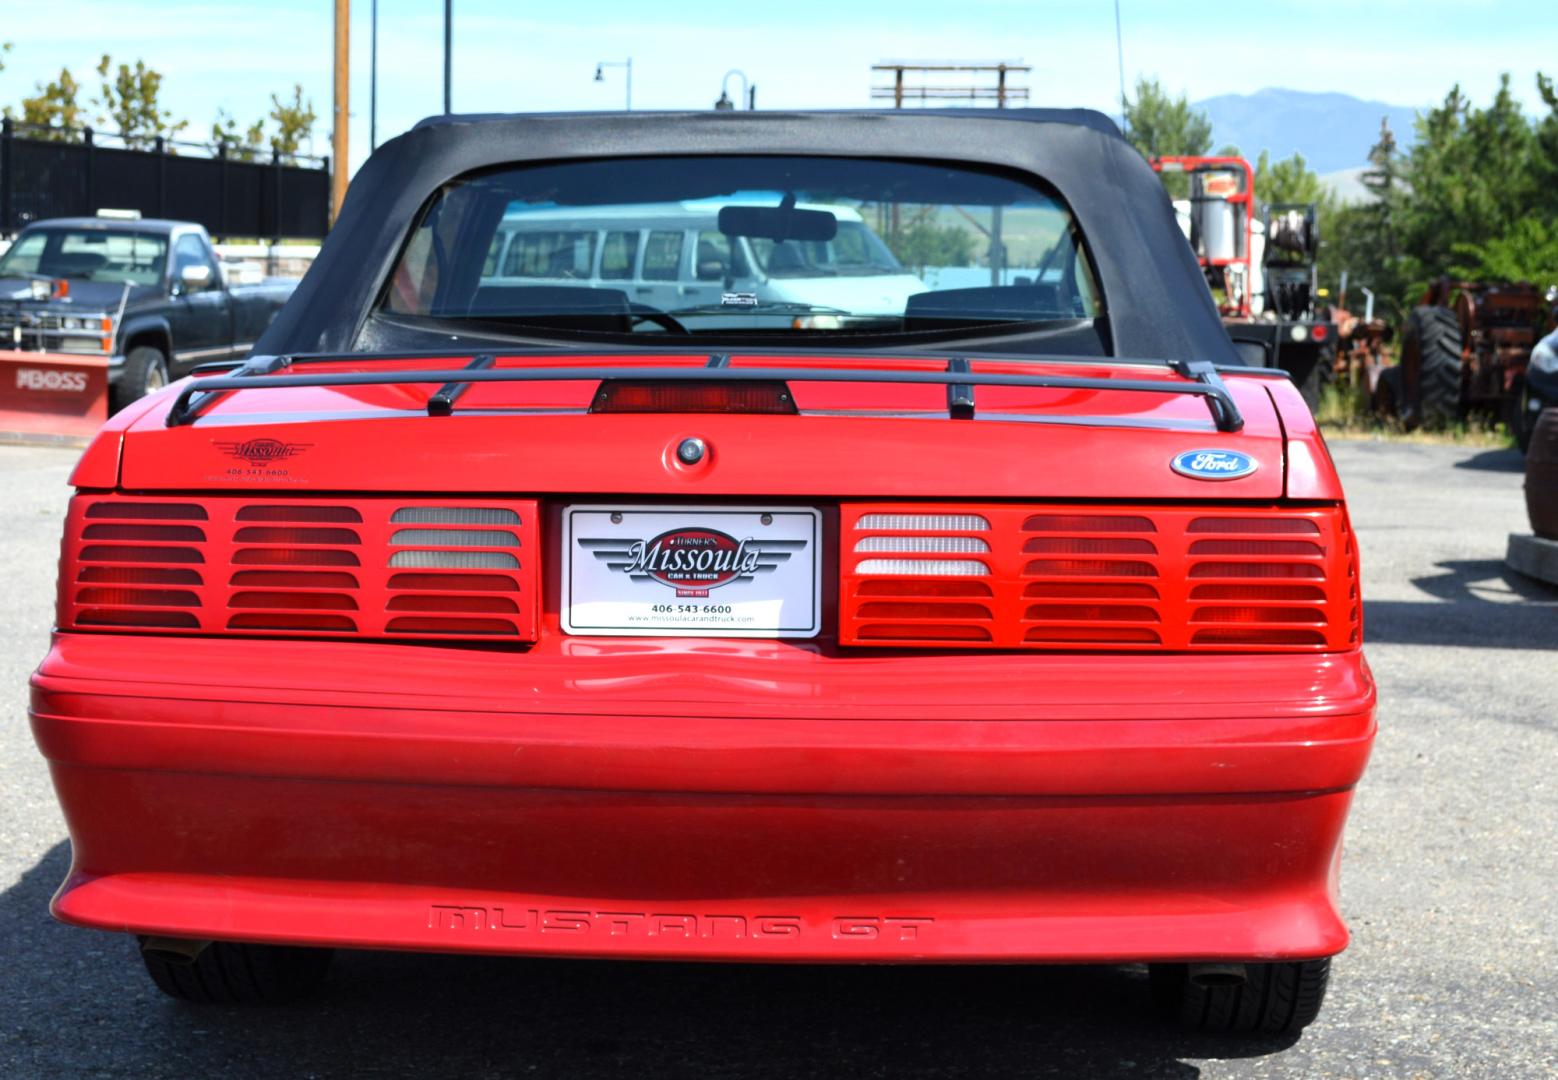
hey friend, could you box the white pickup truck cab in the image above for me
[480,201,928,326]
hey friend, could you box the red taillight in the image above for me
[236,505,363,522]
[1187,517,1317,535]
[1311,324,1328,341]
[839,504,1357,651]
[77,566,202,585]
[857,579,993,597]
[58,497,540,642]
[81,523,205,542]
[84,502,206,520]
[75,587,201,607]
[590,380,797,414]
[233,547,360,566]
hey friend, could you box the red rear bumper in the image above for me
[30,633,1375,964]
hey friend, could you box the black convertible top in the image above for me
[258,109,1237,366]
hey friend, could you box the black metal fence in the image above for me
[0,119,331,240]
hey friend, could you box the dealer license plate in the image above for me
[561,505,821,637]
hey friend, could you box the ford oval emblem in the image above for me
[1171,449,1259,481]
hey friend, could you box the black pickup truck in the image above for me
[0,215,296,410]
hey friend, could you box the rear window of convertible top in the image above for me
[378,155,1106,340]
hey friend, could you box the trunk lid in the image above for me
[118,353,1288,500]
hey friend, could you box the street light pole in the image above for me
[594,59,632,110]
[443,0,453,114]
[714,69,751,111]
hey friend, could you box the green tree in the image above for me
[895,219,976,274]
[211,108,267,162]
[267,85,317,159]
[0,41,12,74]
[1122,76,1212,159]
[1253,150,1330,209]
[95,54,186,147]
[1449,218,1558,284]
[18,68,87,138]
[1395,75,1538,292]
[1532,73,1558,222]
[1319,119,1411,314]
[1123,77,1212,198]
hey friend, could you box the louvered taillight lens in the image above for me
[839,503,1359,651]
[57,496,540,641]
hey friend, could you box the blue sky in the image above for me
[1,0,1553,175]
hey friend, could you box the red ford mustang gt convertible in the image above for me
[29,109,1374,1035]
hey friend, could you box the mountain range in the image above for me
[1192,88,1422,174]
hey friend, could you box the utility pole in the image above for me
[331,0,349,224]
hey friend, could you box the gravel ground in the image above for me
[1,438,1554,1079]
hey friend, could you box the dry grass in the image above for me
[1315,384,1515,449]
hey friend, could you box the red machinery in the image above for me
[1152,155,1337,407]
[1379,279,1554,449]
[1152,156,1257,317]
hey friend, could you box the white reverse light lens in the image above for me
[855,536,990,553]
[855,558,988,576]
[389,550,519,569]
[856,514,990,531]
[391,507,521,525]
[390,528,519,547]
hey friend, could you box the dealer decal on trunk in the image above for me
[592,527,790,597]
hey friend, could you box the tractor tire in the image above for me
[1296,341,1338,414]
[1149,958,1331,1036]
[1373,365,1403,421]
[1526,408,1558,540]
[1397,305,1462,430]
[140,938,333,1005]
[110,346,169,414]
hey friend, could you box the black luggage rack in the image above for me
[167,349,1248,432]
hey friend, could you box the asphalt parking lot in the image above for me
[2,438,1555,1079]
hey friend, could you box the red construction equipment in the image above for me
[1152,156,1257,317]
[0,349,110,446]
[1151,155,1336,407]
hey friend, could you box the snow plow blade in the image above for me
[0,350,110,447]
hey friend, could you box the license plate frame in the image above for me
[560,504,822,638]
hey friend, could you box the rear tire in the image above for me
[1149,958,1331,1035]
[140,939,333,1005]
[1398,305,1462,429]
[110,346,169,414]
[1526,408,1558,540]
